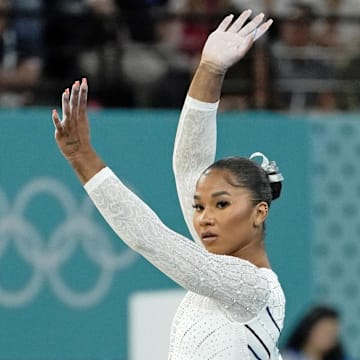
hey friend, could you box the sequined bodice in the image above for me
[169,282,284,359]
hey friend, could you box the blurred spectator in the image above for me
[232,0,272,16]
[269,2,338,112]
[115,0,162,43]
[282,305,352,360]
[43,0,134,107]
[173,0,239,58]
[308,0,360,49]
[156,0,242,109]
[76,0,134,107]
[309,0,360,112]
[43,0,90,103]
[43,0,84,80]
[336,53,360,110]
[0,0,43,107]
[145,10,192,108]
[148,0,273,110]
[12,0,44,53]
[8,0,357,110]
[117,0,172,107]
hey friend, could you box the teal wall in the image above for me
[0,107,325,359]
[309,116,360,359]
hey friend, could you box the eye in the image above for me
[216,200,231,209]
[192,204,204,212]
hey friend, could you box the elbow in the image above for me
[172,154,184,176]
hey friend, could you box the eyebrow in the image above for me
[194,191,231,200]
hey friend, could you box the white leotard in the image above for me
[84,96,286,359]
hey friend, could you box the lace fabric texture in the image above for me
[84,96,285,359]
[172,96,219,245]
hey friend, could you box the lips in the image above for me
[201,231,218,243]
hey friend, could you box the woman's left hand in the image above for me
[200,10,273,73]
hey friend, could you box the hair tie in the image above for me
[249,152,284,183]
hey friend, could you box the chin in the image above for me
[205,245,227,256]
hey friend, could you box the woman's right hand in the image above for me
[200,10,273,73]
[52,78,92,162]
[52,78,105,184]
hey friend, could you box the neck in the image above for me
[234,237,271,268]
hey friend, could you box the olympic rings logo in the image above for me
[0,177,139,309]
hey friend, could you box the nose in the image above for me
[199,208,215,226]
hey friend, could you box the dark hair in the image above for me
[285,305,346,360]
[203,156,282,206]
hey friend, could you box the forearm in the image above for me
[68,149,106,185]
[187,62,226,103]
[173,96,218,242]
[174,61,223,240]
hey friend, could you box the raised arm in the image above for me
[173,11,273,243]
[51,73,276,322]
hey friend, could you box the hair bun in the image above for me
[249,152,284,200]
[264,160,284,183]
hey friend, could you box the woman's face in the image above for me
[192,168,267,256]
[307,317,339,353]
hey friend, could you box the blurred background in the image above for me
[0,0,360,359]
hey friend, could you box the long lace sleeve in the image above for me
[84,167,272,321]
[172,96,219,244]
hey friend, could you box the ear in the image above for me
[253,201,269,227]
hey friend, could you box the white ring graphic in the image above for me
[0,177,139,308]
[0,216,45,307]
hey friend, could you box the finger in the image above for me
[227,9,252,33]
[253,19,273,41]
[52,109,63,133]
[238,12,265,36]
[61,88,71,134]
[216,14,234,32]
[70,80,80,117]
[78,78,88,121]
[62,88,70,120]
